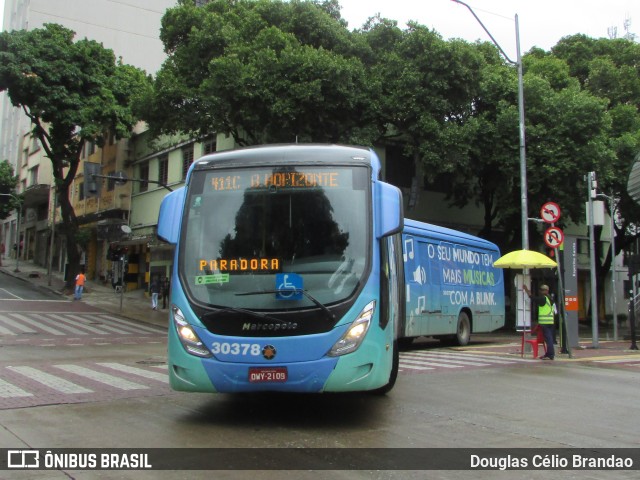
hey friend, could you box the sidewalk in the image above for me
[1,259,639,361]
[0,258,169,329]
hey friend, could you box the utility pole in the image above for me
[451,0,529,249]
[596,193,618,341]
[586,172,599,347]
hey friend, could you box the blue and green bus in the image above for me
[157,144,504,394]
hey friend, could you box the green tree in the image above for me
[0,160,19,220]
[552,38,640,241]
[140,0,377,145]
[551,35,640,317]
[0,24,151,285]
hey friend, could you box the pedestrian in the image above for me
[161,276,170,309]
[523,283,555,360]
[74,267,86,301]
[150,277,160,310]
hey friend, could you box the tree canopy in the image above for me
[0,23,151,284]
[138,1,640,255]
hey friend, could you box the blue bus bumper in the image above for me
[167,326,392,393]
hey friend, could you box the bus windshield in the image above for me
[180,165,371,311]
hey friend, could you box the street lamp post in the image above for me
[0,193,22,272]
[451,0,529,249]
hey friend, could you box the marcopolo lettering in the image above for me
[242,322,298,332]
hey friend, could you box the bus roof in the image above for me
[403,218,500,252]
[193,144,381,177]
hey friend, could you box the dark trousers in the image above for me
[542,324,555,358]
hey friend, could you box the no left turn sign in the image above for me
[540,202,561,223]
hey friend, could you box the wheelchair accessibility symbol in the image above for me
[276,273,303,300]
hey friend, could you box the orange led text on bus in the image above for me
[199,258,281,272]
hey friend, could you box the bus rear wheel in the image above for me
[455,312,471,346]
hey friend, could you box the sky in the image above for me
[338,0,640,60]
[1,0,638,60]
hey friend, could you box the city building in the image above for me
[0,0,177,272]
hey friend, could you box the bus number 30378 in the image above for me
[211,342,262,356]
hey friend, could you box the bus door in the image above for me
[418,240,443,335]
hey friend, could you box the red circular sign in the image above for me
[544,226,564,248]
[541,202,561,223]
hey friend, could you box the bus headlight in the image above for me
[328,300,375,357]
[172,306,212,358]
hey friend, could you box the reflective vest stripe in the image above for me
[538,296,554,324]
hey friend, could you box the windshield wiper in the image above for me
[236,290,336,321]
[206,306,282,323]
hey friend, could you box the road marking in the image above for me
[402,352,489,367]
[422,352,533,364]
[47,314,108,334]
[0,288,22,300]
[400,358,461,368]
[0,378,33,398]
[96,314,165,334]
[0,313,37,334]
[594,358,640,364]
[7,366,93,394]
[53,365,149,391]
[11,313,67,335]
[97,363,168,383]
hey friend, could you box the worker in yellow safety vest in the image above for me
[523,284,555,360]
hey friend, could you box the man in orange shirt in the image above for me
[75,267,86,301]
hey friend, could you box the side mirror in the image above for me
[157,187,186,244]
[375,181,403,238]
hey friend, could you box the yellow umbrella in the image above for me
[493,249,557,269]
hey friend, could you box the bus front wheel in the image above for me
[455,312,471,346]
[371,340,399,395]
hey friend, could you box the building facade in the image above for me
[0,0,177,263]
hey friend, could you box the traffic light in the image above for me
[107,244,128,261]
[588,171,598,199]
[84,162,102,198]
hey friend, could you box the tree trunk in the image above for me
[56,184,81,289]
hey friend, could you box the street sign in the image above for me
[540,202,561,223]
[544,226,564,249]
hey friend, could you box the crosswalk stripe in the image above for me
[72,315,138,335]
[405,351,532,364]
[0,311,164,338]
[10,313,67,335]
[399,364,434,371]
[594,358,640,364]
[97,363,168,382]
[0,321,13,335]
[0,313,37,333]
[445,352,534,363]
[96,314,165,334]
[402,353,489,367]
[48,314,107,334]
[400,358,463,368]
[7,366,93,394]
[0,377,33,398]
[53,365,149,391]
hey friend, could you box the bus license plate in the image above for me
[248,367,288,383]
